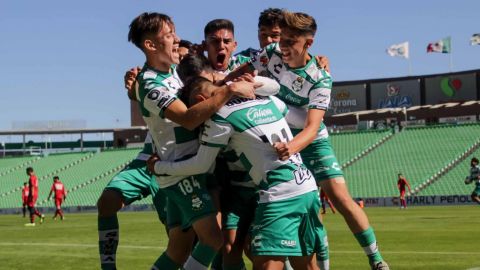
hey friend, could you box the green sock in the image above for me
[152,252,180,270]
[354,227,383,264]
[98,216,119,270]
[183,242,218,269]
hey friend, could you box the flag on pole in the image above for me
[386,42,409,59]
[427,37,451,53]
[470,34,480,46]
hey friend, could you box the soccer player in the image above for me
[47,176,67,220]
[21,182,29,218]
[320,189,335,214]
[465,157,480,204]
[397,173,411,209]
[25,167,44,226]
[97,133,169,270]
[230,10,389,270]
[127,12,256,270]
[148,63,328,270]
[178,39,193,61]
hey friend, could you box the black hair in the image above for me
[472,157,479,164]
[176,54,212,84]
[26,167,34,174]
[179,39,193,49]
[258,8,283,28]
[204,19,234,38]
[54,176,59,180]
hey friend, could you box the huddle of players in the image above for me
[22,167,67,226]
[96,8,391,270]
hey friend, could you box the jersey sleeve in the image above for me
[200,118,234,148]
[254,76,280,96]
[308,75,333,110]
[141,83,177,119]
[248,43,277,74]
[153,118,233,176]
[270,96,288,117]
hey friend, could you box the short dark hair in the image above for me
[279,11,317,36]
[176,54,212,84]
[53,176,59,180]
[177,54,213,107]
[128,12,173,50]
[179,39,193,49]
[204,19,234,38]
[26,167,34,174]
[23,182,27,185]
[472,157,479,164]
[258,8,283,28]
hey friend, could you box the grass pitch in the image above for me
[0,205,479,270]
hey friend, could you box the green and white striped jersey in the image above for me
[216,54,251,75]
[137,64,199,188]
[249,42,333,140]
[469,165,480,186]
[134,132,155,161]
[201,96,317,202]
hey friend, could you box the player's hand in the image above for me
[315,55,330,73]
[273,142,293,161]
[233,72,255,83]
[227,81,260,99]
[124,67,141,99]
[147,154,161,175]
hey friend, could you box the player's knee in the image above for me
[97,190,123,216]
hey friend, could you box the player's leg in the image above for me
[58,199,64,220]
[320,196,326,214]
[159,175,221,270]
[253,256,285,270]
[302,139,388,269]
[22,203,26,218]
[471,190,480,204]
[97,160,151,270]
[327,199,336,214]
[222,186,256,269]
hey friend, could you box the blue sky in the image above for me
[0,0,478,131]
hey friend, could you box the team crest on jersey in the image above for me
[191,194,204,211]
[292,77,304,92]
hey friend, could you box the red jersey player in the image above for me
[25,167,44,226]
[320,188,336,214]
[21,182,29,218]
[48,176,67,220]
[397,173,411,209]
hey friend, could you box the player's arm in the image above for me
[275,109,325,161]
[149,119,232,175]
[406,180,412,192]
[164,81,256,130]
[28,180,33,200]
[47,185,53,200]
[275,78,332,160]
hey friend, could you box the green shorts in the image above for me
[473,184,480,196]
[300,138,344,182]
[250,190,327,257]
[104,159,167,222]
[163,174,216,230]
[222,186,257,231]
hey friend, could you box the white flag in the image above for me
[471,34,480,46]
[386,42,409,59]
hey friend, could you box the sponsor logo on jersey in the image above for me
[225,96,265,107]
[147,90,161,100]
[281,240,297,247]
[292,77,304,92]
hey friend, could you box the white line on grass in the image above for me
[0,242,478,255]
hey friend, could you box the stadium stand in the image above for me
[417,147,480,196]
[344,123,480,198]
[0,156,40,176]
[0,148,140,208]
